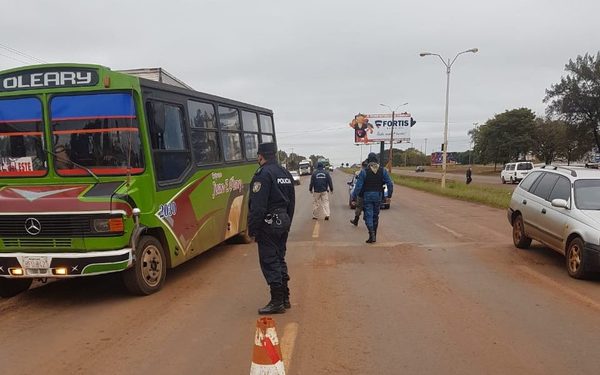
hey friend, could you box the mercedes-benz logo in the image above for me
[24,218,41,236]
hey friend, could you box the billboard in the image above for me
[349,113,414,144]
[431,152,458,166]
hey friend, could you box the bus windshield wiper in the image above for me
[42,147,100,183]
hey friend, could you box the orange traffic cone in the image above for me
[250,317,286,375]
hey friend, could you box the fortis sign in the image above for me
[0,68,99,91]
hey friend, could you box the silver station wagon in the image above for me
[508,165,600,278]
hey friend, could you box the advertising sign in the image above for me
[430,152,458,166]
[349,113,415,144]
[0,157,34,172]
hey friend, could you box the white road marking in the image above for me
[312,221,320,238]
[435,223,464,238]
[281,322,299,374]
[517,265,600,312]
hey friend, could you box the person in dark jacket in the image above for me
[248,142,296,314]
[351,153,394,243]
[309,162,333,220]
[466,167,473,184]
[350,160,368,226]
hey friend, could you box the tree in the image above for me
[471,108,536,169]
[545,52,600,153]
[532,118,566,164]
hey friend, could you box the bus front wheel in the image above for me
[0,278,33,298]
[123,236,167,295]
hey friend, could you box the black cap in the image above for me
[367,152,378,163]
[257,142,277,156]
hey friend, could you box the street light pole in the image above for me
[420,48,478,188]
[380,102,408,172]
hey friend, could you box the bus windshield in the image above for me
[0,97,47,177]
[50,92,144,176]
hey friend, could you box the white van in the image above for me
[501,162,534,184]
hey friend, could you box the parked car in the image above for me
[289,170,301,185]
[347,172,390,209]
[415,166,425,172]
[501,161,534,184]
[507,165,600,279]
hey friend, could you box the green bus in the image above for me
[0,64,276,296]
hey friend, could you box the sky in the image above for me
[1,0,599,166]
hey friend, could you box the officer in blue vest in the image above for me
[351,152,394,243]
[248,142,296,314]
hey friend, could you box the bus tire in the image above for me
[123,236,167,295]
[0,278,33,298]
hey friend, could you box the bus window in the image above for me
[219,106,242,161]
[188,100,221,164]
[50,93,144,176]
[259,114,273,133]
[0,97,46,177]
[244,134,258,159]
[242,111,259,160]
[147,101,191,182]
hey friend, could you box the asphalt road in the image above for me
[1,170,600,374]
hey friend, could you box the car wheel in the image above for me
[123,235,167,295]
[512,214,532,249]
[0,278,33,298]
[501,177,506,184]
[566,237,588,279]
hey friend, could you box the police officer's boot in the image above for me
[350,215,359,226]
[283,281,291,309]
[258,285,286,315]
[366,228,376,243]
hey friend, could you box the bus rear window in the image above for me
[50,93,144,176]
[0,97,46,177]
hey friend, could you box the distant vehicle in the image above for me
[289,170,301,185]
[501,161,534,184]
[508,165,600,279]
[415,166,425,172]
[298,160,312,175]
[328,166,334,172]
[347,172,390,209]
[318,158,331,171]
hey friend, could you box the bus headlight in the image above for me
[93,218,124,233]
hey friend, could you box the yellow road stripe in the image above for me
[281,322,299,374]
[435,223,464,238]
[517,265,600,312]
[312,221,320,238]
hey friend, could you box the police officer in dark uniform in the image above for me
[248,142,296,314]
[351,152,394,243]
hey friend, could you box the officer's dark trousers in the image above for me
[257,230,289,287]
[362,191,382,230]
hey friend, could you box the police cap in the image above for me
[257,142,277,156]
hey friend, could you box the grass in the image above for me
[340,167,511,209]
[390,174,511,209]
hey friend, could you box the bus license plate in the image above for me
[22,256,50,269]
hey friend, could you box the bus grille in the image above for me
[2,238,73,248]
[0,215,94,237]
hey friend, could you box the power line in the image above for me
[0,43,46,64]
[0,52,31,65]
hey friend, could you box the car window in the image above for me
[517,163,533,170]
[548,176,571,202]
[519,171,543,192]
[574,179,600,210]
[531,172,560,200]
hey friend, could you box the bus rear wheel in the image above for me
[0,278,33,298]
[123,236,167,295]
